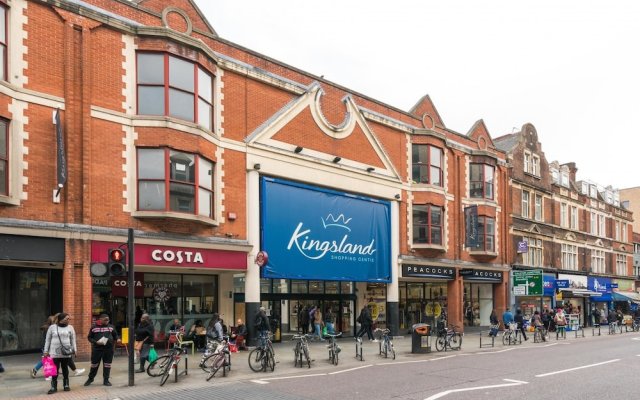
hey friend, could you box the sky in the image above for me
[196,0,640,190]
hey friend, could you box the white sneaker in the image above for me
[74,368,85,376]
[372,339,379,343]
[45,376,52,381]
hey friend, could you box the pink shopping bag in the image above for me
[43,356,58,378]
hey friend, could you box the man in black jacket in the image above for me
[85,314,120,386]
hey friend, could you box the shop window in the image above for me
[233,273,245,293]
[0,119,7,196]
[137,147,214,218]
[136,52,213,131]
[309,281,324,294]
[470,163,494,200]
[340,281,353,294]
[260,278,272,293]
[411,144,443,186]
[272,279,288,293]
[291,280,308,294]
[325,281,339,294]
[476,216,495,252]
[412,204,442,245]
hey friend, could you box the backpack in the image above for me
[254,314,264,330]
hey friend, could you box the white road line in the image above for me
[534,359,620,378]
[251,379,270,384]
[328,364,373,374]
[474,348,517,355]
[424,379,528,400]
[257,372,328,382]
[540,343,559,348]
[631,337,640,341]
[384,355,457,365]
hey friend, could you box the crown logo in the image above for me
[322,214,352,231]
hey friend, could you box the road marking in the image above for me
[424,379,528,400]
[534,359,620,378]
[540,343,559,348]
[631,337,640,341]
[475,348,517,355]
[251,379,270,384]
[328,364,373,374]
[383,355,457,365]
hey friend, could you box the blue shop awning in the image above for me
[611,291,640,304]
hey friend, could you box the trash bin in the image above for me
[411,323,431,353]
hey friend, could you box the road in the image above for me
[119,332,640,400]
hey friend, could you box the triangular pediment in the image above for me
[246,83,400,179]
[467,119,496,151]
[409,94,445,129]
[527,224,542,234]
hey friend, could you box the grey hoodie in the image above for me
[44,324,77,358]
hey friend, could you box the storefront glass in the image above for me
[0,268,54,353]
[464,283,494,326]
[399,282,447,331]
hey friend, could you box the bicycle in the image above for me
[502,322,520,345]
[354,335,364,361]
[632,318,640,332]
[533,325,548,343]
[608,321,618,335]
[324,332,342,365]
[292,333,312,368]
[201,338,230,381]
[248,332,275,373]
[375,328,395,359]
[147,340,187,386]
[435,324,462,352]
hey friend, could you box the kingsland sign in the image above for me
[261,178,391,282]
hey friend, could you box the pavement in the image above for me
[0,325,619,400]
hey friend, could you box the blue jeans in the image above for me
[314,323,323,339]
[258,331,268,348]
[325,322,335,334]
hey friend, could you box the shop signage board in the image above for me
[402,265,455,279]
[512,269,543,296]
[555,280,569,289]
[260,177,391,282]
[459,268,503,282]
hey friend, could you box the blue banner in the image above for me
[543,274,556,296]
[555,280,570,289]
[588,276,612,302]
[260,178,391,282]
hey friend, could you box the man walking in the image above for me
[85,314,119,387]
[254,307,271,347]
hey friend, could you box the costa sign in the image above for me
[151,249,204,264]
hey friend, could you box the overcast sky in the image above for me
[197,0,639,190]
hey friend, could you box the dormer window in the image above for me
[523,152,540,177]
[560,171,569,188]
[589,184,597,198]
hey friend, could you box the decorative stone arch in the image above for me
[564,232,576,241]
[161,7,193,36]
[309,87,357,139]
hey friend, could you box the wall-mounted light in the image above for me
[253,163,261,170]
[294,146,303,153]
[227,212,237,221]
[333,156,341,163]
[394,194,401,200]
[366,167,375,172]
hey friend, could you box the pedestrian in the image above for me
[592,307,601,327]
[531,311,546,341]
[555,308,568,337]
[607,308,617,326]
[230,318,247,349]
[43,312,77,394]
[254,306,271,347]
[356,305,374,341]
[206,313,224,343]
[308,305,317,334]
[187,319,206,350]
[542,309,551,330]
[298,305,309,334]
[313,306,324,341]
[514,309,528,341]
[85,314,119,387]
[324,307,336,335]
[134,313,154,373]
[31,315,55,379]
[489,310,499,337]
[502,308,514,327]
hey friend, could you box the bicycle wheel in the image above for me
[450,333,462,350]
[267,347,276,371]
[502,332,510,346]
[201,353,217,373]
[381,340,388,358]
[302,344,311,368]
[159,360,174,386]
[435,336,445,352]
[294,343,301,367]
[205,354,223,381]
[147,355,171,377]
[334,345,339,365]
[248,348,264,372]
[388,342,396,360]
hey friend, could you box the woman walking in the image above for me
[43,312,77,394]
[134,313,154,373]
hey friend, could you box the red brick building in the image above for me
[0,0,509,356]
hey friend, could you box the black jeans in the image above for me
[356,324,374,340]
[53,358,70,380]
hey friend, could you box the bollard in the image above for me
[592,324,600,336]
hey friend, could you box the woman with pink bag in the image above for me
[43,312,77,394]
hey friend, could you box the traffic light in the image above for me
[108,248,126,276]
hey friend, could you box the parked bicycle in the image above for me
[355,336,364,361]
[292,333,312,368]
[201,337,231,381]
[248,332,275,373]
[533,326,548,343]
[608,321,619,335]
[435,324,462,351]
[632,318,640,332]
[375,328,395,359]
[324,332,342,365]
[147,335,188,386]
[502,322,520,345]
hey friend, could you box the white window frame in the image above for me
[598,215,606,238]
[524,152,531,174]
[532,155,540,177]
[622,222,628,242]
[590,212,597,235]
[560,203,568,228]
[591,249,606,274]
[521,191,530,218]
[615,221,620,241]
[534,194,543,221]
[561,243,578,271]
[570,206,578,230]
[523,237,543,267]
[616,254,627,276]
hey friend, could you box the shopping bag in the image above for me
[322,326,328,336]
[43,356,58,378]
[148,347,158,363]
[228,343,238,353]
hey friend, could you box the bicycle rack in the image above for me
[574,326,585,338]
[592,324,601,336]
[479,330,495,348]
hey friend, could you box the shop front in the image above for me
[556,273,601,328]
[90,241,246,342]
[611,279,638,320]
[588,276,612,325]
[253,178,391,341]
[399,264,454,332]
[0,234,64,355]
[461,269,502,327]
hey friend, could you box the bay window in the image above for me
[411,144,443,186]
[476,216,495,252]
[470,163,494,200]
[0,119,6,195]
[412,204,443,245]
[137,53,213,131]
[137,148,214,218]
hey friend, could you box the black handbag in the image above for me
[56,327,74,356]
